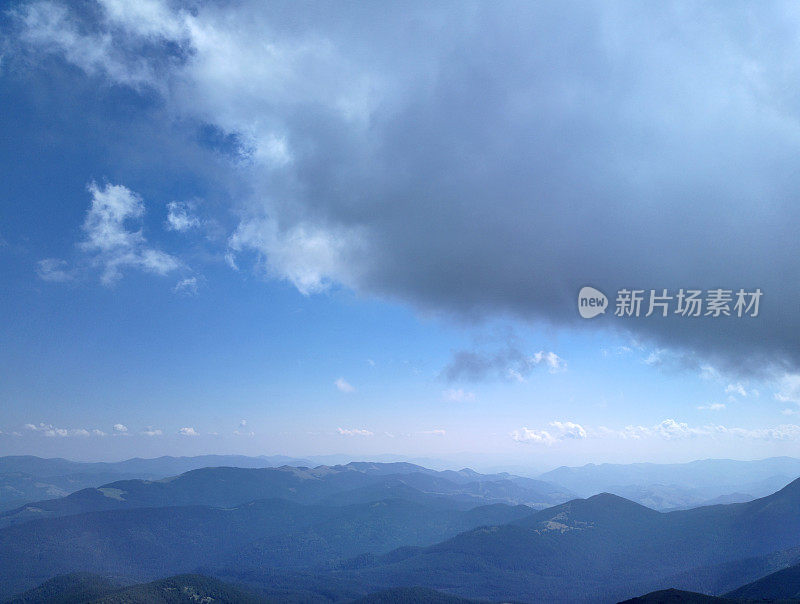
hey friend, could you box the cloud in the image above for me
[36,258,73,282]
[173,276,199,296]
[141,426,162,436]
[80,182,181,284]
[233,420,254,436]
[442,388,475,403]
[178,426,198,436]
[334,377,355,393]
[420,429,446,436]
[165,201,201,232]
[552,419,800,442]
[616,419,706,441]
[24,423,64,437]
[112,423,128,433]
[725,383,748,397]
[511,427,556,445]
[24,422,103,437]
[775,373,800,405]
[512,421,587,445]
[698,403,726,411]
[337,427,373,436]
[14,1,800,374]
[443,344,565,382]
[228,217,364,295]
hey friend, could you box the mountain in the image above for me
[93,574,267,603]
[350,587,482,603]
[6,460,800,602]
[5,573,267,603]
[618,588,736,603]
[0,495,532,599]
[0,463,573,528]
[622,560,800,602]
[724,560,800,599]
[538,457,800,510]
[337,478,800,602]
[0,455,311,513]
[657,545,800,595]
[6,574,484,604]
[4,573,128,603]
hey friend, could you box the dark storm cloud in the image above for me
[10,0,800,375]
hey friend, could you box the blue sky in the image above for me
[2,1,800,468]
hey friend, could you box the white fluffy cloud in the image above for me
[512,421,587,445]
[178,426,198,436]
[165,201,201,232]
[79,182,181,284]
[228,217,364,295]
[24,422,104,437]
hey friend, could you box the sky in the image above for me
[2,0,800,470]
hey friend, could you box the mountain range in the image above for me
[4,455,798,516]
[2,457,800,602]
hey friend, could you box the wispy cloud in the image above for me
[775,373,800,405]
[173,276,199,296]
[80,182,181,285]
[233,419,254,436]
[725,383,748,397]
[337,427,373,436]
[334,378,355,393]
[165,201,201,232]
[697,403,726,411]
[514,419,800,444]
[442,388,475,403]
[36,258,73,282]
[443,344,565,383]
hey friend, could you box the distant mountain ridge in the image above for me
[537,456,800,510]
[0,454,312,513]
[0,461,574,529]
